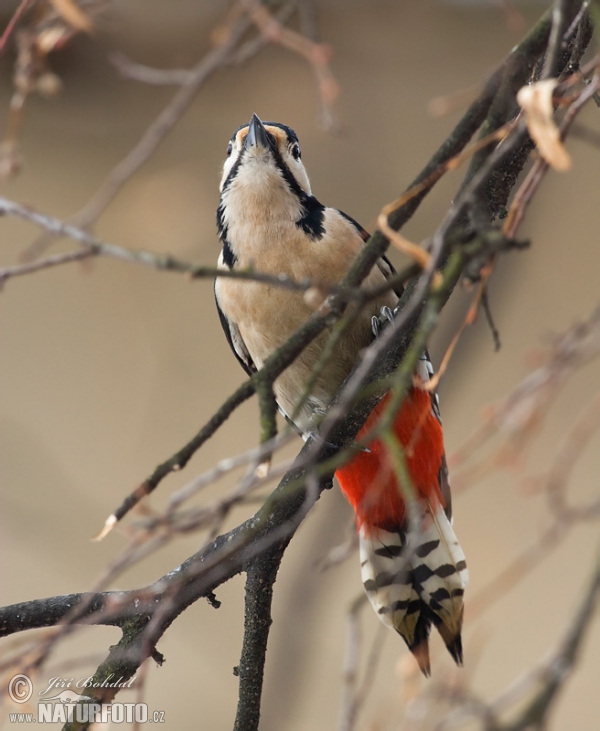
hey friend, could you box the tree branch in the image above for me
[233,548,284,731]
[499,558,600,731]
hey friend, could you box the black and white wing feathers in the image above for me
[336,208,403,299]
[215,295,257,377]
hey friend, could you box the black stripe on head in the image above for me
[267,139,305,197]
[254,130,325,240]
[244,122,325,239]
[225,119,324,240]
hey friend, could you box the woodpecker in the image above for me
[214,114,468,675]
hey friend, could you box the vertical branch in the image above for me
[257,380,279,449]
[233,548,285,731]
[337,594,368,731]
[256,379,279,476]
[462,11,552,205]
[542,0,579,79]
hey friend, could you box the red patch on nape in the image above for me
[335,388,445,534]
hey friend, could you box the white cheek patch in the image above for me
[290,160,311,195]
[220,150,242,191]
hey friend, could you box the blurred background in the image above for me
[1,1,599,729]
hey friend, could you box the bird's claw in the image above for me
[371,315,380,338]
[381,306,394,323]
[371,306,395,338]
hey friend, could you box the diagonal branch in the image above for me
[497,558,600,731]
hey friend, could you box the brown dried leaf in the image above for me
[50,0,93,34]
[517,79,571,171]
[36,25,72,53]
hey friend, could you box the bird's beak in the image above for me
[245,113,271,151]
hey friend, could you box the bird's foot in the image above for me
[371,305,395,338]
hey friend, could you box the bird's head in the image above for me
[219,114,312,219]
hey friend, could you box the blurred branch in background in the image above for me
[0,1,599,730]
[451,307,600,490]
[2,0,339,262]
[0,0,105,176]
[395,559,600,731]
[338,560,600,731]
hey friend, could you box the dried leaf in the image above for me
[517,79,571,171]
[50,0,93,34]
[36,26,72,53]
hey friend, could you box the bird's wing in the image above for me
[335,208,403,298]
[214,290,257,377]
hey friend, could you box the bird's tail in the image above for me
[358,503,468,675]
[336,386,468,675]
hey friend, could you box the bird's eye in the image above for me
[226,141,233,157]
[291,143,301,161]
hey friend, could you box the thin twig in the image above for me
[19,5,255,260]
[0,0,33,53]
[240,0,339,131]
[0,247,95,287]
[451,307,600,490]
[338,594,368,731]
[504,74,600,238]
[110,52,193,85]
[0,194,372,299]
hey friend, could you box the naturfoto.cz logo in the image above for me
[7,674,165,725]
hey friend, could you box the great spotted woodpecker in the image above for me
[214,114,468,675]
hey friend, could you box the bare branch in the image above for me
[109,52,195,86]
[233,549,283,731]
[452,306,600,489]
[0,247,95,287]
[0,0,34,54]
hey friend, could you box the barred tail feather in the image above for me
[359,503,468,675]
[412,501,469,664]
[359,526,432,675]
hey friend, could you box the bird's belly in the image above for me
[217,276,386,429]
[223,280,312,365]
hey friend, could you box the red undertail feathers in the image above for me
[335,387,468,675]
